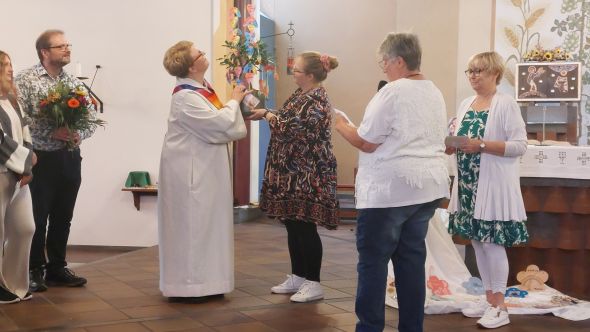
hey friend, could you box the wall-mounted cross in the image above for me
[577,152,590,166]
[558,152,567,165]
[534,150,548,164]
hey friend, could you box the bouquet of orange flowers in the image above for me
[37,82,105,148]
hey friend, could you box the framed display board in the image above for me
[515,62,581,102]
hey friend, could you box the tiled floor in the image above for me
[1,217,589,331]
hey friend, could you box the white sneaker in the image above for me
[290,280,324,302]
[461,300,490,318]
[271,274,305,294]
[477,306,510,329]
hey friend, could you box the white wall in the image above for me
[455,0,494,107]
[1,0,214,246]
[396,0,460,117]
[262,0,397,185]
[264,0,472,184]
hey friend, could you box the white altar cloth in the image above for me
[385,209,590,321]
[520,145,590,179]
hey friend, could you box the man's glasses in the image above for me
[48,44,72,51]
[464,68,484,77]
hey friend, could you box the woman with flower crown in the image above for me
[247,51,339,303]
[158,41,249,302]
[0,50,36,304]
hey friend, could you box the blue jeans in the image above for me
[355,199,441,332]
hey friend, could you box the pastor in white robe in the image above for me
[158,77,247,297]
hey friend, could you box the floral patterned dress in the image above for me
[259,87,339,229]
[448,109,528,246]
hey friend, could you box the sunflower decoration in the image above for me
[543,52,553,61]
[523,45,572,62]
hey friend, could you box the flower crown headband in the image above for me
[320,54,331,72]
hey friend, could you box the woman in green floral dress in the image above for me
[446,52,528,329]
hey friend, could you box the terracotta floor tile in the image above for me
[85,322,151,332]
[235,278,274,288]
[221,296,273,309]
[338,325,398,332]
[322,313,358,327]
[191,310,255,327]
[2,218,588,332]
[322,287,354,300]
[104,294,164,309]
[263,315,333,331]
[240,307,306,321]
[120,304,183,319]
[213,321,278,332]
[141,317,204,332]
[325,300,355,312]
[295,328,344,332]
[292,303,347,315]
[226,288,256,298]
[0,315,19,331]
[68,308,129,325]
[239,285,275,296]
[58,299,114,313]
[257,294,293,304]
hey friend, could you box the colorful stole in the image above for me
[172,81,224,110]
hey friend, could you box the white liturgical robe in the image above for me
[158,77,247,297]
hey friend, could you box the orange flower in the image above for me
[67,98,80,108]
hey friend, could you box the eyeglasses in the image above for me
[464,68,484,76]
[192,51,205,64]
[378,56,399,70]
[48,44,72,51]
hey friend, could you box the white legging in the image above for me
[471,240,508,294]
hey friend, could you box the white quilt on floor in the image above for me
[384,209,590,321]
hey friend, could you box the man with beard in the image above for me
[15,30,96,292]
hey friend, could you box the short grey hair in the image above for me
[378,32,422,71]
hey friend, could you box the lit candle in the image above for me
[76,62,82,77]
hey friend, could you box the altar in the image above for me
[506,145,590,299]
[520,145,590,179]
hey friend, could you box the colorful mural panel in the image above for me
[495,0,590,145]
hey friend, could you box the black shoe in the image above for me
[0,287,20,304]
[22,292,33,301]
[29,268,48,293]
[45,268,87,287]
[168,294,224,303]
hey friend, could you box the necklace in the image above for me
[406,72,421,79]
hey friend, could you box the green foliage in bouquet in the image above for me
[37,82,105,132]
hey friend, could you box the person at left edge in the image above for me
[158,41,248,302]
[15,29,97,292]
[0,50,36,304]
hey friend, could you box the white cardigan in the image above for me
[448,92,528,222]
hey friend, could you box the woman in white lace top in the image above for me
[334,32,449,332]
